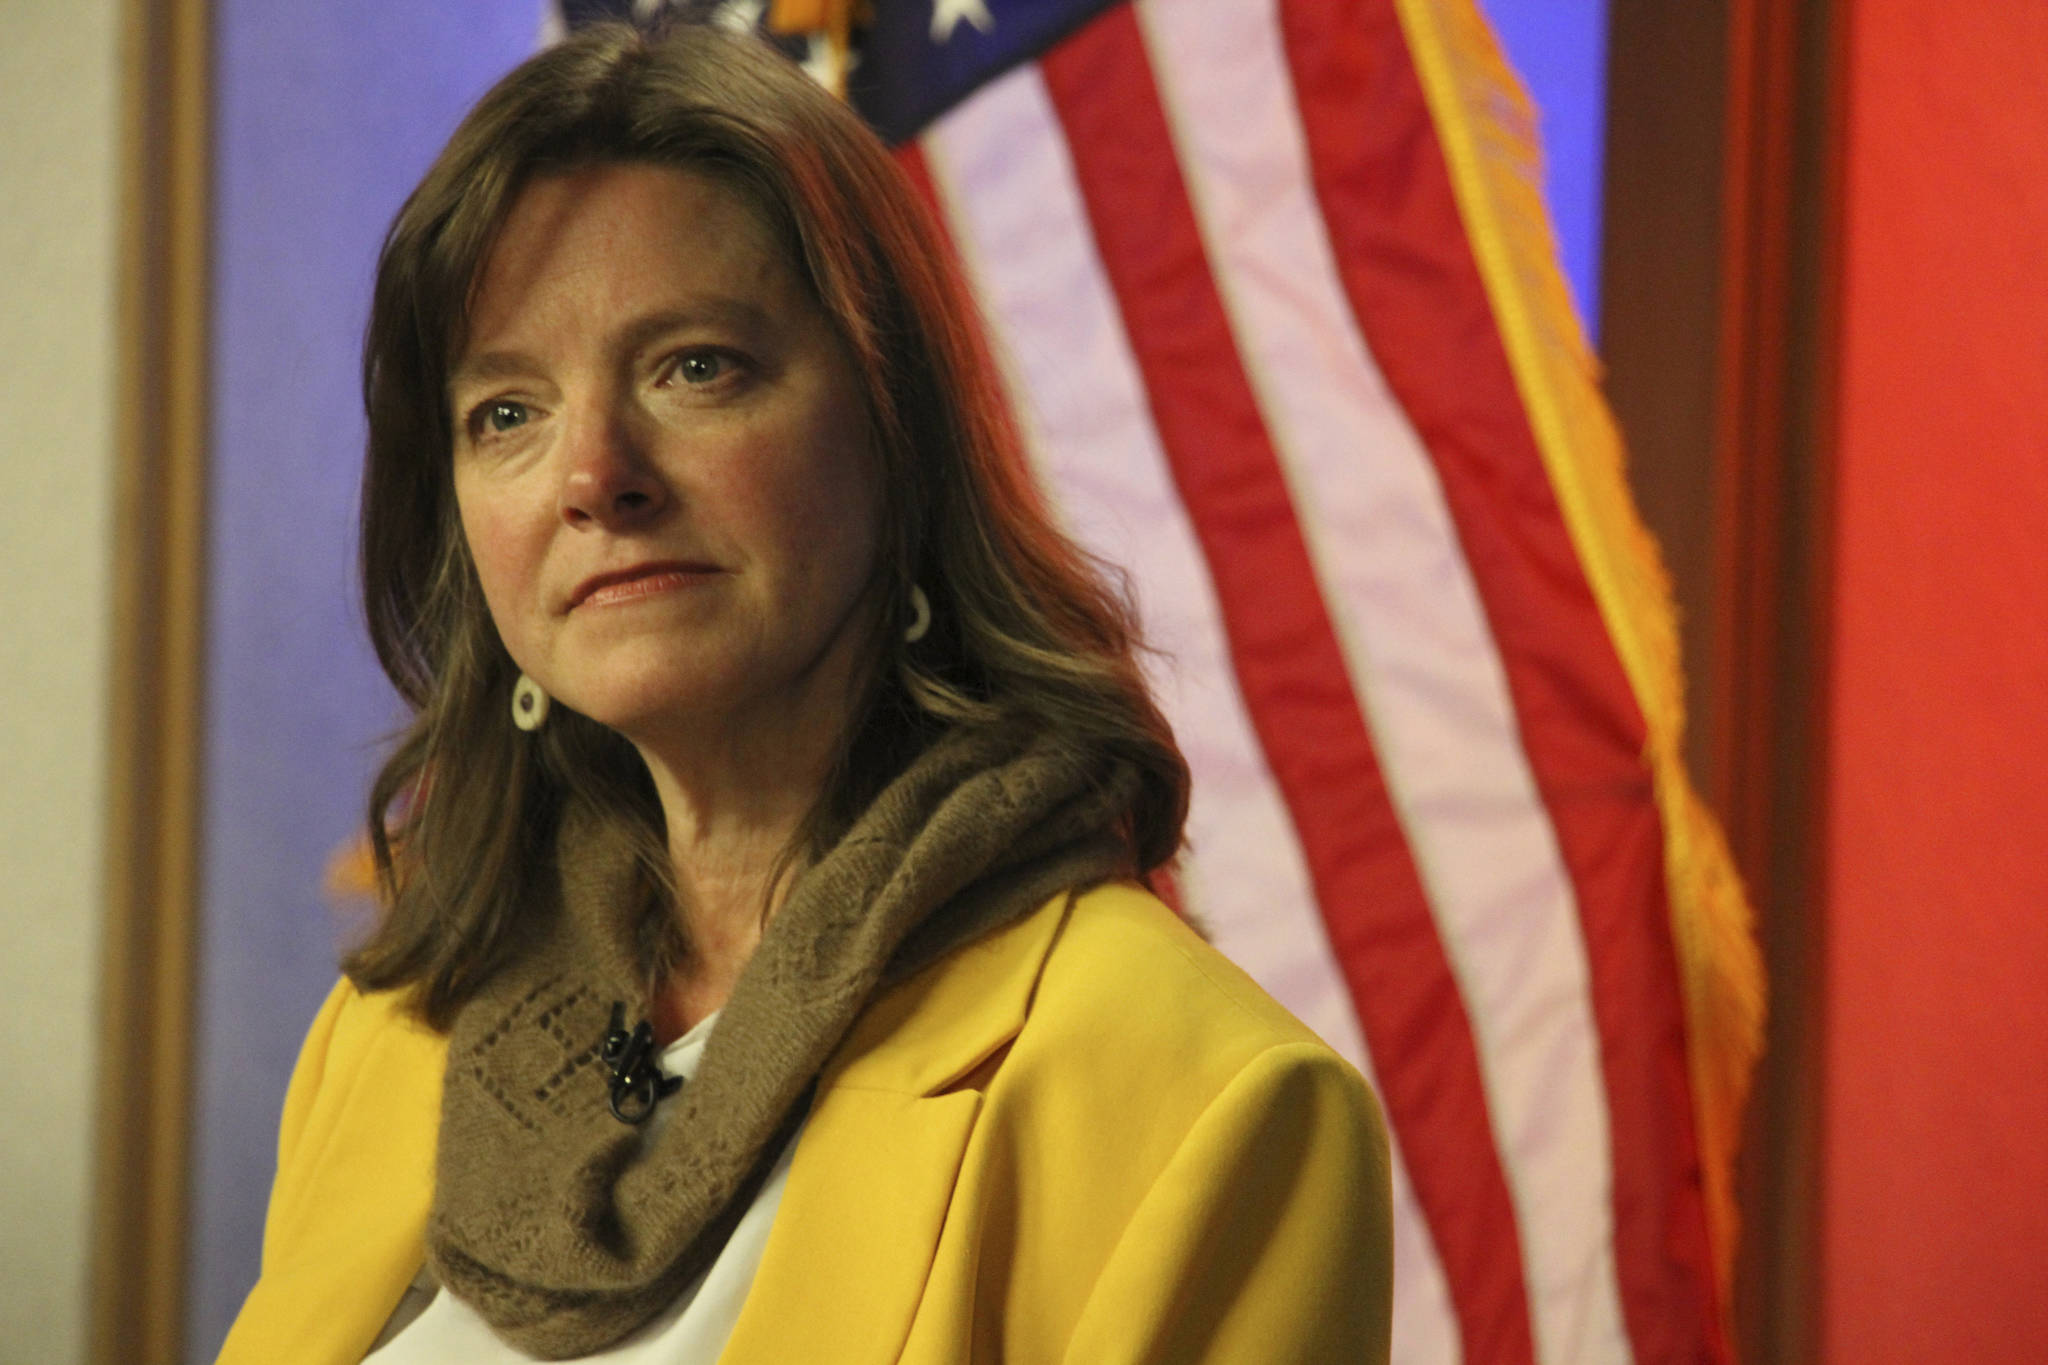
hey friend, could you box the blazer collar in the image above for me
[719,890,1077,1363]
[830,888,1075,1095]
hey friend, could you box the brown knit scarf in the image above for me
[427,724,1134,1358]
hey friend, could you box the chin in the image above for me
[569,656,786,740]
[571,683,724,741]
[550,622,872,753]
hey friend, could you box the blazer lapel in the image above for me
[719,894,1074,1364]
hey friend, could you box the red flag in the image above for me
[896,4,1762,1362]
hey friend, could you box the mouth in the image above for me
[568,560,721,610]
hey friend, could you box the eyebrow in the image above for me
[447,349,545,393]
[447,299,779,394]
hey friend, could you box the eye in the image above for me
[462,398,534,444]
[671,350,733,386]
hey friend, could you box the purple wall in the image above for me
[190,4,540,1357]
[1487,0,1612,336]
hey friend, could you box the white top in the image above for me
[365,1012,804,1363]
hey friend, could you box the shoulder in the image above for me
[266,978,444,1239]
[283,978,444,1132]
[220,980,445,1364]
[307,975,439,1062]
[1038,882,1335,1054]
[943,886,1392,1359]
[998,883,1384,1157]
[833,880,1374,1126]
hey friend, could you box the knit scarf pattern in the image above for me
[427,724,1134,1358]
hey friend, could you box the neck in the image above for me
[629,662,866,1036]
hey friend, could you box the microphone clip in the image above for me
[600,1001,683,1125]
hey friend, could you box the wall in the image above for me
[184,6,542,1356]
[0,3,123,1362]
[1483,0,1611,336]
[1820,3,2048,1361]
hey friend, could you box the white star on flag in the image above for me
[930,0,994,43]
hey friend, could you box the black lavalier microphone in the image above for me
[600,1002,683,1124]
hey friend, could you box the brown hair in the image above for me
[348,21,1189,1026]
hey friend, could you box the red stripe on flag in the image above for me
[1277,3,1727,1360]
[1039,11,1537,1362]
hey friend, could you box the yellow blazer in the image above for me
[220,883,1392,1363]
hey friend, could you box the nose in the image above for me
[558,406,667,530]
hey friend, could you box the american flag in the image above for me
[560,3,1763,1362]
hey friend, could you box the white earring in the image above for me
[511,673,551,731]
[904,585,932,643]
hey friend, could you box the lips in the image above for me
[568,560,721,610]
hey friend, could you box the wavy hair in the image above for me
[347,22,1189,1026]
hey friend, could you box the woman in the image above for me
[222,20,1390,1364]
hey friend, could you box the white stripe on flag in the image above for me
[917,60,1360,1068]
[1135,3,1632,1362]
[919,57,1463,1365]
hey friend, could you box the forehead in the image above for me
[459,162,807,361]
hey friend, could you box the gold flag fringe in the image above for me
[767,0,862,97]
[1393,0,1767,1315]
[324,832,379,905]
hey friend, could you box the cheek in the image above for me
[454,481,544,638]
[711,395,879,585]
[779,444,881,594]
[788,388,883,577]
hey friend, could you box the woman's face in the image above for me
[449,163,881,746]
